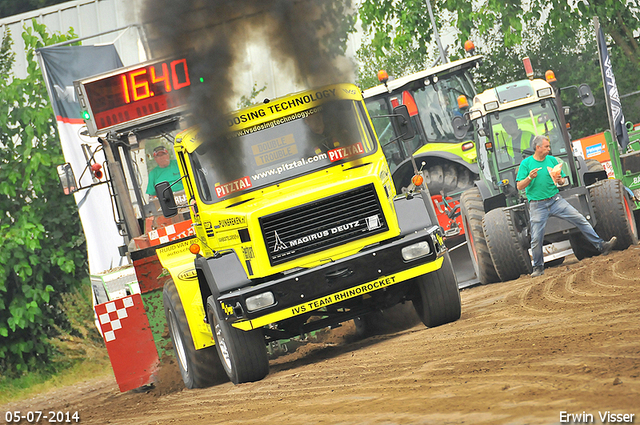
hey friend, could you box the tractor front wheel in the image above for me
[460,187,499,284]
[483,208,532,281]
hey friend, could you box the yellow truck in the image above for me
[156,83,461,386]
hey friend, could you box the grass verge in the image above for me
[0,285,112,405]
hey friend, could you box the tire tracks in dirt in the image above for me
[2,247,639,424]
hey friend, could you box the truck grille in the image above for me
[260,184,389,266]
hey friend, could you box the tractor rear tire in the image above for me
[585,159,605,172]
[411,252,461,328]
[483,208,532,281]
[163,281,227,389]
[206,296,269,385]
[425,162,474,196]
[569,232,600,260]
[590,179,638,249]
[460,187,499,284]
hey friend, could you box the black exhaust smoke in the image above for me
[143,0,355,185]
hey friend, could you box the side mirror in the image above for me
[392,104,415,140]
[452,116,471,140]
[155,181,177,217]
[57,163,77,195]
[578,83,595,107]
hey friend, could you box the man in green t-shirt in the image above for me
[146,145,184,197]
[516,135,616,277]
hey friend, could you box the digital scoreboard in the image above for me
[75,57,194,137]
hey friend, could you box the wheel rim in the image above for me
[215,323,233,370]
[168,310,189,373]
[464,215,478,264]
[624,196,638,238]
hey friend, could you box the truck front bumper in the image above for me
[218,225,446,331]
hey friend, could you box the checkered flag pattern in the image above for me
[98,296,135,342]
[148,221,194,246]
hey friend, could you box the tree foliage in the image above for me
[0,21,88,376]
[357,0,640,138]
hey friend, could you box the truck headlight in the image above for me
[401,241,432,261]
[246,292,275,312]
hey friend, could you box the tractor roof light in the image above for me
[189,244,201,255]
[537,87,553,98]
[457,95,470,110]
[523,57,534,80]
[469,110,483,121]
[377,70,389,85]
[484,101,499,112]
[545,70,557,83]
[464,40,476,55]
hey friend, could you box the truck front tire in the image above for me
[163,280,227,389]
[206,296,269,385]
[411,252,461,328]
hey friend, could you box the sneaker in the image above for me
[531,266,544,277]
[600,236,617,256]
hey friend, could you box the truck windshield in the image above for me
[483,101,565,171]
[190,99,378,203]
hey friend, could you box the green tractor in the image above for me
[363,54,483,287]
[603,121,640,221]
[454,70,638,284]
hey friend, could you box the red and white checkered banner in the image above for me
[95,294,159,392]
[148,220,194,246]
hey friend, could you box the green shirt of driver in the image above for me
[516,155,565,201]
[147,159,184,196]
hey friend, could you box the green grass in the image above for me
[0,285,113,406]
[0,354,112,405]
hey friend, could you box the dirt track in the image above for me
[3,246,640,425]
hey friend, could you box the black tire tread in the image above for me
[585,159,605,173]
[412,252,461,328]
[483,208,532,281]
[163,281,226,389]
[425,162,474,195]
[460,187,499,284]
[589,179,638,249]
[207,296,269,385]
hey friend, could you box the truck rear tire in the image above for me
[411,252,461,328]
[460,187,499,284]
[206,296,269,385]
[590,179,638,249]
[163,281,227,389]
[483,208,532,281]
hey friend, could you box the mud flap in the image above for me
[446,235,479,289]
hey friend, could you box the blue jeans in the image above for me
[529,194,604,268]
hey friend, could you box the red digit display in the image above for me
[80,57,193,134]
